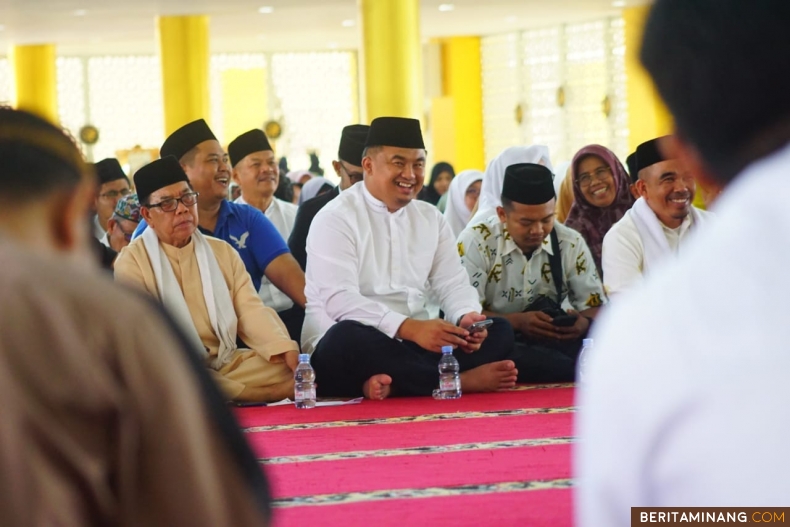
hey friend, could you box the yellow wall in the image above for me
[437,36,485,171]
[360,0,423,121]
[624,5,673,152]
[220,68,268,145]
[11,44,58,123]
[157,15,210,135]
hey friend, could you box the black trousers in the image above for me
[311,318,515,397]
[277,305,305,346]
[506,333,582,383]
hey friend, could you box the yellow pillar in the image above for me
[438,37,485,171]
[157,15,210,136]
[623,6,673,152]
[360,0,423,121]
[11,44,58,123]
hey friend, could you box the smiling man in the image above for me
[458,163,606,383]
[115,156,298,403]
[302,117,517,400]
[133,120,307,340]
[229,129,305,340]
[601,136,713,295]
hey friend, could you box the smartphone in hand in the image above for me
[467,318,494,334]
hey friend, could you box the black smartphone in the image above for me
[551,314,578,327]
[467,318,494,334]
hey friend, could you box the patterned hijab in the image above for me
[564,145,635,276]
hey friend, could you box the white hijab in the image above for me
[471,145,553,225]
[444,170,484,237]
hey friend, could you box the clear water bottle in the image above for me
[577,338,594,383]
[434,346,461,400]
[294,353,316,409]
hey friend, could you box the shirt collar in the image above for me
[501,225,553,257]
[361,182,405,216]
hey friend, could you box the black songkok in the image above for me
[625,152,639,183]
[160,119,217,161]
[93,158,128,185]
[365,117,425,149]
[635,137,669,175]
[228,129,273,167]
[338,124,370,166]
[134,156,190,205]
[501,163,555,205]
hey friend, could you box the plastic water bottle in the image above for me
[294,354,316,409]
[435,346,461,400]
[577,338,594,383]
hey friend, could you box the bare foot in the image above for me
[460,361,518,393]
[362,374,393,400]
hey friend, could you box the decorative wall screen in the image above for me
[85,56,164,162]
[271,52,358,183]
[56,57,86,151]
[482,17,629,167]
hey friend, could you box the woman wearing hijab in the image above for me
[564,144,635,277]
[470,145,553,225]
[419,161,455,209]
[297,176,336,206]
[444,170,484,238]
[286,170,313,205]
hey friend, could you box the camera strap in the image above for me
[548,229,563,305]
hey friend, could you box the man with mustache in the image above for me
[229,129,304,342]
[116,156,299,403]
[133,120,307,333]
[601,136,713,295]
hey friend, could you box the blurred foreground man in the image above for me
[0,108,271,526]
[576,0,790,523]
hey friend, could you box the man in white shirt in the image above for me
[601,136,713,295]
[229,128,304,341]
[576,0,790,524]
[458,163,606,383]
[303,117,517,400]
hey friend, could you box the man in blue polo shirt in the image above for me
[134,119,306,341]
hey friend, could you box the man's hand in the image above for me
[554,309,590,340]
[397,319,469,353]
[283,350,300,372]
[458,312,488,353]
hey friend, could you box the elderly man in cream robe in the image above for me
[115,156,298,402]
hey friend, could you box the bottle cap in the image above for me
[582,338,593,346]
[441,346,453,354]
[298,353,310,362]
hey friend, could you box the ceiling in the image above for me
[0,0,650,56]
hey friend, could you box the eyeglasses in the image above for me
[465,187,481,197]
[100,188,131,200]
[112,220,136,242]
[147,191,199,213]
[576,166,612,187]
[339,162,364,184]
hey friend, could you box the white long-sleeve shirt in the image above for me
[301,182,482,354]
[235,196,297,312]
[576,142,790,526]
[601,204,713,295]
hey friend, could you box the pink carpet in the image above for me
[239,385,575,526]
